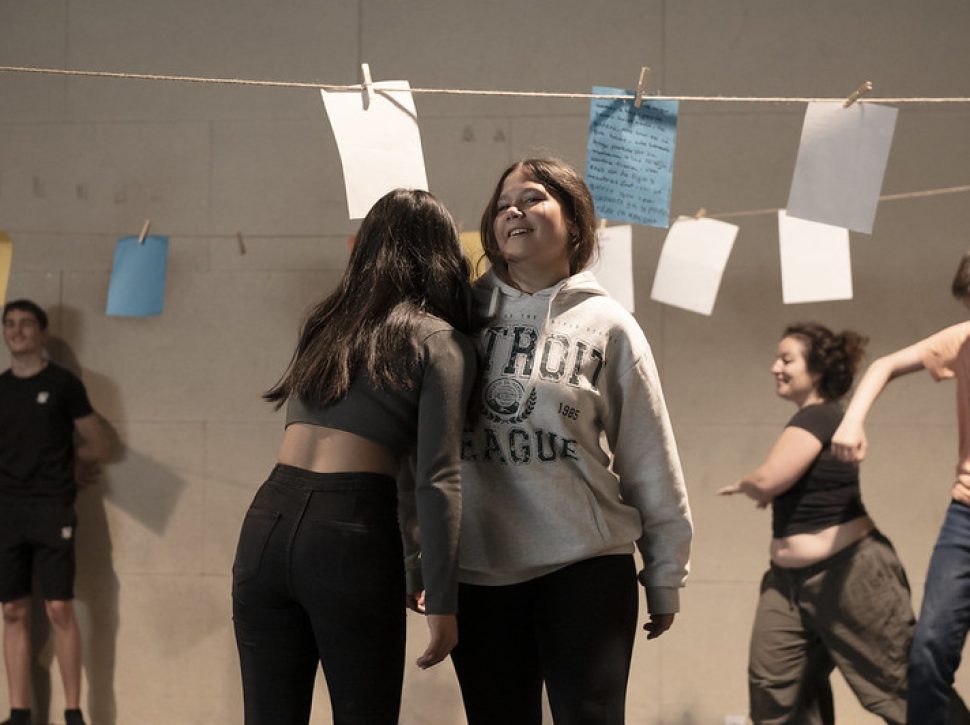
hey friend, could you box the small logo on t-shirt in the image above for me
[36,391,50,404]
[61,526,73,540]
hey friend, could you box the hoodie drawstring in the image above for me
[486,285,500,318]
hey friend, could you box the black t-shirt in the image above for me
[771,401,868,538]
[0,362,93,503]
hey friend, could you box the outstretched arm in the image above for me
[831,344,925,463]
[718,426,822,506]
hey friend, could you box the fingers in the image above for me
[404,591,427,614]
[642,613,675,640]
[416,614,458,670]
[416,638,451,669]
[831,438,867,463]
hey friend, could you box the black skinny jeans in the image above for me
[451,554,639,725]
[232,464,405,725]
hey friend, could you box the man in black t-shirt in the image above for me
[0,300,108,725]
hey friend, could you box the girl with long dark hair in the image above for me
[231,189,477,724]
[719,323,915,724]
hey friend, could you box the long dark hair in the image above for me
[265,189,474,408]
[480,157,598,277]
[783,322,868,401]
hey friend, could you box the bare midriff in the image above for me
[276,423,400,477]
[770,515,874,568]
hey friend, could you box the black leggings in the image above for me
[231,464,405,725]
[451,554,639,725]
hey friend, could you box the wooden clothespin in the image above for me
[236,231,247,256]
[599,218,608,230]
[843,80,873,108]
[634,66,651,109]
[360,62,374,110]
[137,219,151,245]
[694,208,707,220]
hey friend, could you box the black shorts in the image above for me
[0,502,77,602]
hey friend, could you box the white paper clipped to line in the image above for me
[778,210,852,304]
[590,225,635,312]
[321,81,428,219]
[787,101,897,234]
[650,217,738,316]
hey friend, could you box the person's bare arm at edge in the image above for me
[831,344,925,464]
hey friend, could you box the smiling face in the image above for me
[493,168,573,280]
[2,309,47,358]
[771,335,822,406]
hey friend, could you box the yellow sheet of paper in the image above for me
[460,231,489,281]
[0,231,12,305]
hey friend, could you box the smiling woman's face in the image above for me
[493,168,572,273]
[771,335,821,404]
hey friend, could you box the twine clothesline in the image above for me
[702,184,970,221]
[2,65,970,104]
[3,184,969,239]
[1,64,969,233]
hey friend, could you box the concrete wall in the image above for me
[2,1,969,722]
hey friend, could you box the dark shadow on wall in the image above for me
[37,331,125,724]
[41,316,190,724]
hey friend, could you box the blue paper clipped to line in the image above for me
[106,235,169,317]
[585,86,679,229]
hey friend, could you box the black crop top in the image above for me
[285,314,477,613]
[771,401,868,539]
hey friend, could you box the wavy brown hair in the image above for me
[784,322,868,401]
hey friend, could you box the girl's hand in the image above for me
[643,613,675,640]
[416,614,458,669]
[831,423,867,463]
[406,591,426,613]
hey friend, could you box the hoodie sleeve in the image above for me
[602,323,692,614]
[409,328,477,614]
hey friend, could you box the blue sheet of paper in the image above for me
[106,235,169,317]
[585,86,678,228]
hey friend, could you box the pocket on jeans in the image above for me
[232,508,280,585]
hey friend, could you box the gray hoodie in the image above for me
[459,269,692,613]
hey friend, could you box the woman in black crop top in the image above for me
[230,189,478,725]
[719,323,915,724]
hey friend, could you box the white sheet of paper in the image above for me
[787,101,898,234]
[589,225,634,312]
[321,81,429,219]
[778,210,852,304]
[650,217,737,316]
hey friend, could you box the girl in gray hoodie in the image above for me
[451,158,693,724]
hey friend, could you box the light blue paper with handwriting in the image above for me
[585,86,678,228]
[106,235,169,317]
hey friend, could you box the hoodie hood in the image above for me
[475,268,609,319]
